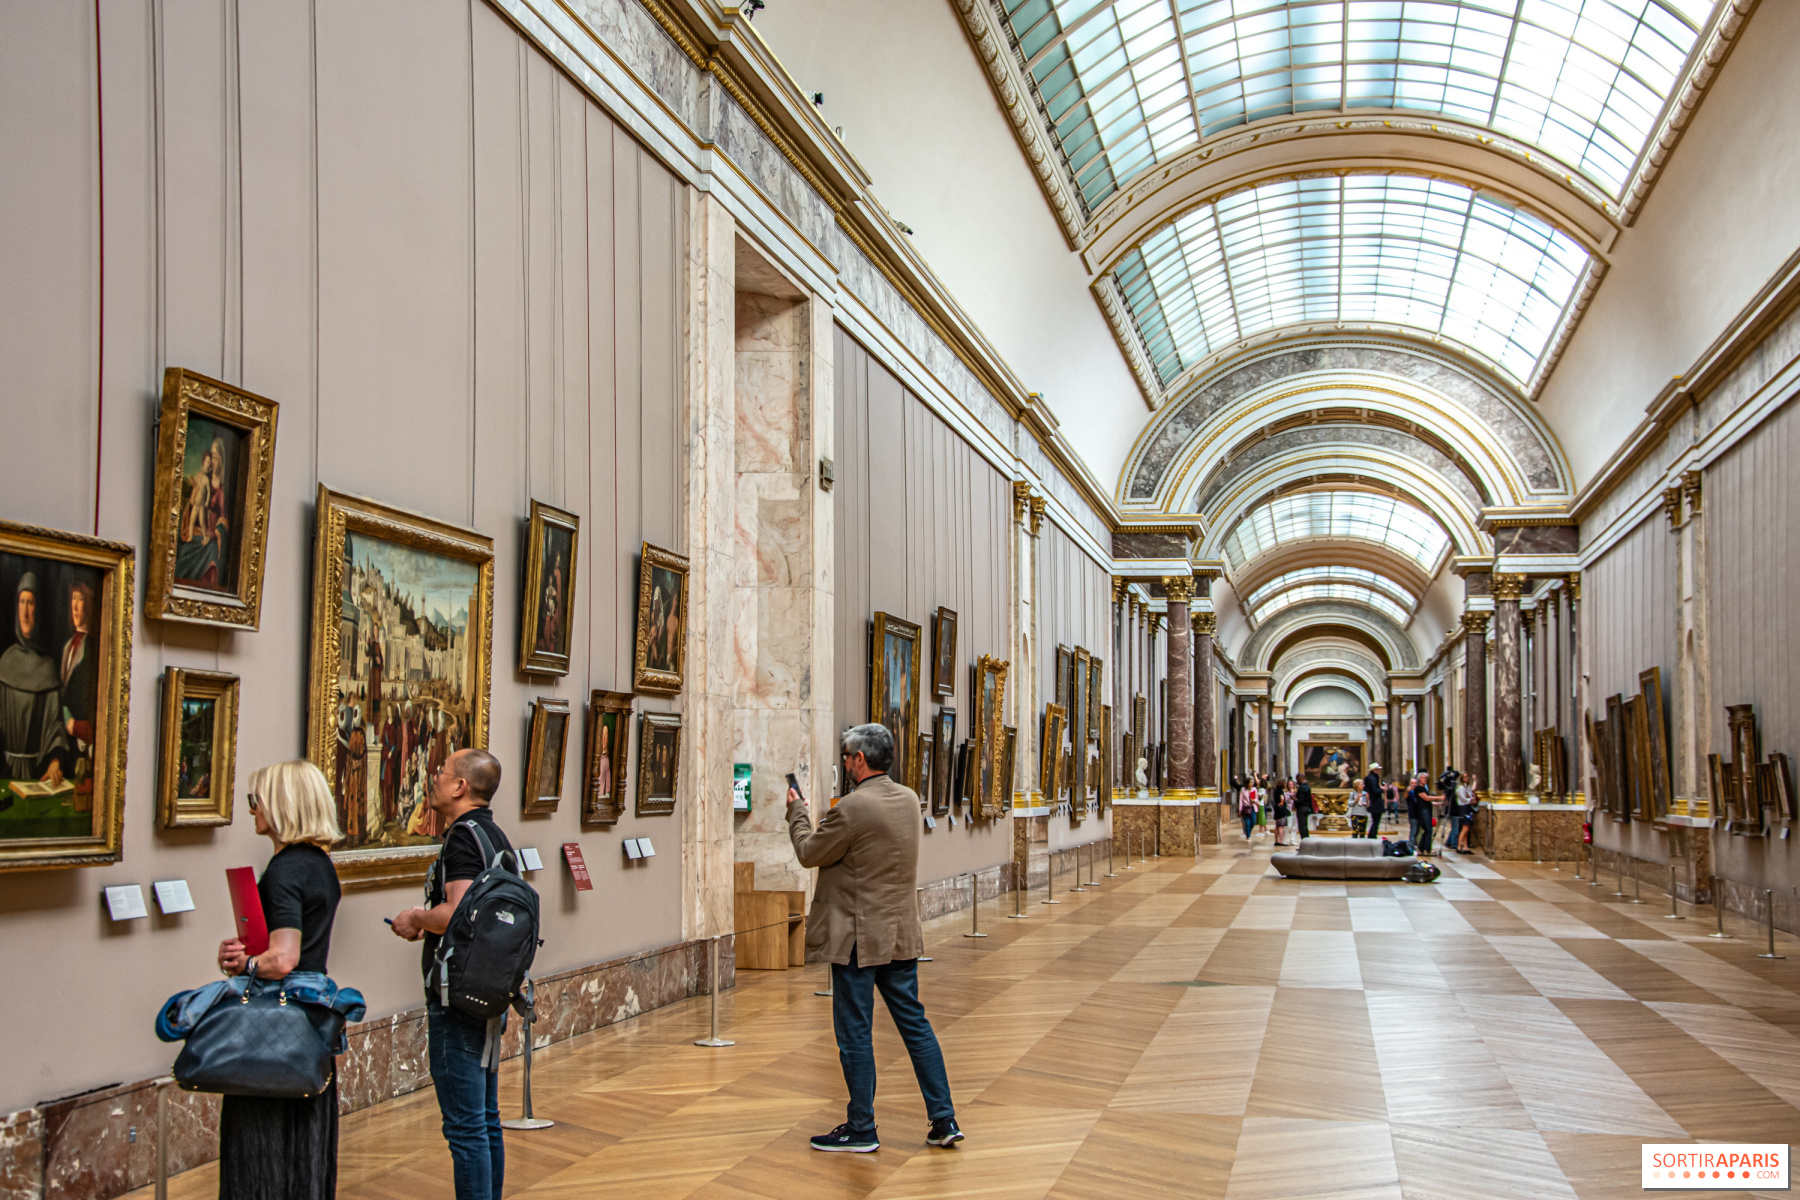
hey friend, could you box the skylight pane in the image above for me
[1252,583,1412,626]
[1219,491,1451,574]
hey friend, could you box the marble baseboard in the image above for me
[1476,807,1580,861]
[1159,806,1197,855]
[1112,806,1159,856]
[1198,801,1221,844]
[10,937,722,1200]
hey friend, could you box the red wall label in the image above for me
[563,842,593,891]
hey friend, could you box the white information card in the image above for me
[519,846,545,871]
[104,884,148,921]
[152,879,195,915]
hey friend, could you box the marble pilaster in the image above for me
[1257,699,1270,777]
[1193,609,1217,797]
[1671,471,1710,811]
[1163,578,1193,789]
[1463,611,1490,792]
[1492,573,1525,799]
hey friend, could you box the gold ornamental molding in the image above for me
[1162,576,1196,604]
[1566,572,1581,601]
[1027,495,1047,538]
[1191,611,1217,637]
[1462,611,1492,635]
[1490,572,1527,601]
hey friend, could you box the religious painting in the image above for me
[147,368,278,629]
[869,613,923,791]
[0,523,132,872]
[1039,704,1066,802]
[520,501,579,677]
[522,698,570,816]
[1055,645,1072,710]
[998,726,1017,814]
[633,543,689,695]
[636,710,681,817]
[1087,656,1103,736]
[307,487,494,889]
[971,655,1009,818]
[1299,740,1364,789]
[931,707,956,817]
[930,606,957,698]
[1069,648,1090,792]
[917,736,933,812]
[583,690,632,826]
[158,668,237,828]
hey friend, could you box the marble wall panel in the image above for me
[1199,801,1222,844]
[1160,805,1198,856]
[0,1108,42,1200]
[1113,804,1160,856]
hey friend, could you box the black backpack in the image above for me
[1381,838,1415,857]
[430,822,541,1019]
[1402,862,1442,884]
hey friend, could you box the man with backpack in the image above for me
[391,748,535,1200]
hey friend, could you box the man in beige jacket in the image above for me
[787,723,961,1153]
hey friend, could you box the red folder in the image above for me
[226,866,269,956]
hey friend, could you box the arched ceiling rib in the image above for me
[1243,600,1421,671]
[1283,667,1373,707]
[1245,566,1416,613]
[996,0,1717,214]
[1253,582,1411,627]
[1231,538,1436,604]
[1275,647,1389,701]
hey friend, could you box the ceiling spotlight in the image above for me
[895,221,914,235]
[742,0,765,17]
[811,92,824,107]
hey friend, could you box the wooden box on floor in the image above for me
[733,861,806,970]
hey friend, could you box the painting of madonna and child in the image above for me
[0,555,105,839]
[331,533,483,850]
[172,415,247,594]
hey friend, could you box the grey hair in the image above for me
[840,723,894,773]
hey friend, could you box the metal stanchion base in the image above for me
[964,932,990,938]
[1041,899,1062,905]
[1664,913,1687,920]
[502,1117,556,1130]
[1757,951,1787,959]
[694,1036,736,1047]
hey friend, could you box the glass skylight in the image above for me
[1112,174,1591,387]
[1000,0,1717,210]
[1245,566,1417,612]
[1252,584,1413,627]
[1220,490,1451,573]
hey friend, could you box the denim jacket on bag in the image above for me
[156,971,368,1054]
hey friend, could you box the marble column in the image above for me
[1257,699,1271,778]
[1162,577,1195,791]
[1492,573,1526,800]
[1463,612,1491,795]
[1112,577,1127,788]
[1672,470,1711,811]
[1567,574,1584,800]
[1193,610,1218,796]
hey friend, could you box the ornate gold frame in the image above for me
[633,542,690,695]
[519,500,580,676]
[158,668,238,828]
[930,707,956,817]
[1070,647,1091,789]
[998,725,1018,814]
[522,697,571,816]
[1039,703,1066,806]
[1087,656,1103,735]
[1098,705,1113,814]
[583,690,634,826]
[870,612,923,791]
[972,654,1009,818]
[0,522,133,873]
[307,486,494,890]
[146,368,278,629]
[930,606,958,697]
[636,710,682,817]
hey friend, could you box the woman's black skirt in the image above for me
[218,1079,338,1200]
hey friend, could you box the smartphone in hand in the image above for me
[786,772,805,804]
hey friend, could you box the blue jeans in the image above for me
[831,948,953,1132]
[428,1002,503,1200]
[1240,810,1256,839]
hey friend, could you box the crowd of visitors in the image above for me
[1227,765,1484,857]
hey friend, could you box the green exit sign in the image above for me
[733,763,752,812]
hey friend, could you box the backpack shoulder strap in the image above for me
[463,819,516,875]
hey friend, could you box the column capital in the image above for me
[1661,483,1684,529]
[1491,572,1527,601]
[1011,480,1032,525]
[1149,612,1164,633]
[1680,468,1703,518]
[1027,496,1047,537]
[1462,611,1492,635]
[1112,575,1128,602]
[1566,572,1581,600]
[1162,575,1195,604]
[1191,611,1217,636]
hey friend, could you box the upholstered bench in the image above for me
[1271,837,1418,880]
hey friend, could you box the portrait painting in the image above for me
[870,613,922,791]
[931,707,956,817]
[307,487,493,889]
[634,543,690,694]
[584,690,632,825]
[147,368,277,629]
[521,698,570,816]
[972,654,1008,818]
[0,524,132,871]
[159,668,238,828]
[931,607,957,698]
[520,501,579,676]
[637,710,681,817]
[1039,704,1066,802]
[1300,740,1364,789]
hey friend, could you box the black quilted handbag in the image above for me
[173,977,343,1098]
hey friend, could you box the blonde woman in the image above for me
[215,760,344,1200]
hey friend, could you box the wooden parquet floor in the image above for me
[133,837,1800,1200]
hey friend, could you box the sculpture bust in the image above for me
[1135,757,1148,788]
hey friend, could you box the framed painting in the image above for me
[930,606,957,698]
[522,697,571,816]
[158,668,238,828]
[1098,705,1112,814]
[1299,740,1364,789]
[520,501,579,677]
[146,368,278,629]
[1087,656,1103,736]
[1133,694,1148,745]
[951,740,969,810]
[0,522,133,872]
[1121,731,1136,790]
[1771,752,1797,823]
[930,707,956,817]
[917,735,933,811]
[1639,668,1672,820]
[870,613,923,791]
[1605,693,1629,821]
[1039,704,1066,802]
[998,725,1017,813]
[1624,694,1652,821]
[1069,647,1090,785]
[583,690,632,826]
[307,486,494,889]
[634,543,689,695]
[971,654,1008,818]
[1055,645,1072,711]
[637,710,681,816]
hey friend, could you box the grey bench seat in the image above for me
[1271,837,1418,880]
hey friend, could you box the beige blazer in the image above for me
[787,773,923,967]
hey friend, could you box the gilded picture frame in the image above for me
[158,668,238,828]
[917,736,933,812]
[930,606,957,698]
[972,654,1008,818]
[633,542,690,695]
[1098,705,1112,814]
[870,613,923,791]
[146,368,278,629]
[1069,647,1090,788]
[931,708,956,817]
[1639,667,1671,821]
[583,690,633,826]
[307,486,495,890]
[1087,656,1103,735]
[1039,704,1066,802]
[1054,645,1072,710]
[520,501,580,677]
[522,697,571,816]
[0,522,133,872]
[998,725,1017,813]
[636,710,682,817]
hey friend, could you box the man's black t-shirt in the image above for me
[260,843,341,974]
[1405,785,1430,820]
[422,806,514,992]
[1364,773,1384,811]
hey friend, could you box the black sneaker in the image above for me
[926,1116,964,1147]
[810,1123,879,1153]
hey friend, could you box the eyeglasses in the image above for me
[246,794,260,813]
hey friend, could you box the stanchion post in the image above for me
[1009,857,1029,918]
[1630,868,1646,904]
[695,935,736,1047]
[1758,888,1787,960]
[1120,832,1134,871]
[1708,875,1731,938]
[1612,853,1630,899]
[1105,833,1119,878]
[155,1077,171,1200]
[1069,844,1088,892]
[1043,849,1061,904]
[502,981,555,1129]
[1573,837,1585,880]
[1664,863,1686,921]
[964,872,987,938]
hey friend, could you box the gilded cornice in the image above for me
[1093,275,1164,410]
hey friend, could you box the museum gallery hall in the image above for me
[4,1,1800,1197]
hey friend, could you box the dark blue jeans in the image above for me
[831,948,953,1132]
[428,1002,503,1200]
